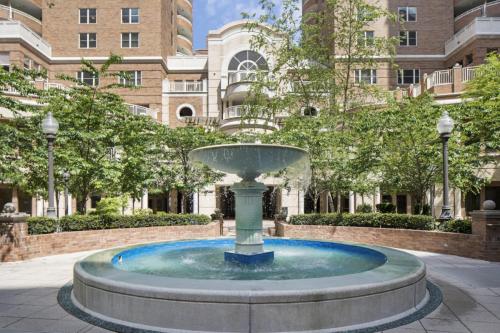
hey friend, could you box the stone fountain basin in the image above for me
[72,239,428,333]
[188,144,308,179]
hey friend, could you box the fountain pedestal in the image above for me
[224,180,274,264]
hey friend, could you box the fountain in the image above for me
[189,144,308,264]
[68,144,436,333]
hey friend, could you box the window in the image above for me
[79,8,96,24]
[303,106,318,117]
[122,8,139,24]
[398,7,417,22]
[77,71,99,86]
[179,107,194,117]
[119,71,142,86]
[354,69,377,84]
[397,69,420,84]
[23,57,32,70]
[228,50,268,72]
[359,31,375,46]
[121,33,139,48]
[79,33,97,48]
[399,31,417,46]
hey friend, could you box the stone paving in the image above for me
[0,248,500,333]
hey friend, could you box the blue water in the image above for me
[112,239,387,280]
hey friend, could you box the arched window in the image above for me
[228,50,268,72]
[176,104,195,120]
[179,107,193,117]
[303,106,318,117]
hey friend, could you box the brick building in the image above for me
[0,0,498,218]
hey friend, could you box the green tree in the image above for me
[245,0,398,212]
[376,94,443,212]
[2,56,163,214]
[155,125,232,213]
[0,67,50,198]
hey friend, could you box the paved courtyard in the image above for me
[0,248,500,333]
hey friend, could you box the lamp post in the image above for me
[437,111,454,221]
[62,171,70,216]
[42,112,59,219]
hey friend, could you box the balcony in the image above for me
[167,80,205,93]
[0,21,51,57]
[395,65,479,103]
[228,71,258,85]
[220,105,278,133]
[126,103,158,120]
[225,71,261,100]
[445,17,500,56]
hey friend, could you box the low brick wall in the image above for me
[1,222,220,262]
[277,223,499,261]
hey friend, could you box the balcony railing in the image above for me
[223,105,268,120]
[43,82,67,90]
[169,80,204,92]
[0,21,51,57]
[427,69,453,89]
[126,103,158,119]
[462,66,478,82]
[228,71,257,85]
[445,17,500,55]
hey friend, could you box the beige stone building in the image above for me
[0,0,498,218]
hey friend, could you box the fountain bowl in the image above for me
[188,143,308,180]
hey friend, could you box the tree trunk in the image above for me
[77,195,87,215]
[336,193,341,214]
[55,190,60,218]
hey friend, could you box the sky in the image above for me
[192,0,278,50]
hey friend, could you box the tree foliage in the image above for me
[245,0,398,211]
[0,56,165,214]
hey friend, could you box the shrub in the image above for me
[376,203,396,213]
[27,217,59,235]
[133,208,153,216]
[59,215,102,231]
[413,204,432,216]
[27,214,211,234]
[439,219,472,234]
[289,213,434,231]
[93,197,123,216]
[355,204,373,213]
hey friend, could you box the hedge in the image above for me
[289,213,435,231]
[26,217,59,235]
[439,219,472,234]
[27,214,211,235]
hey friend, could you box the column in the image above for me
[67,194,73,215]
[232,180,267,254]
[36,196,44,217]
[374,187,381,207]
[298,190,305,214]
[349,191,355,214]
[141,189,148,210]
[193,191,199,214]
[11,187,19,212]
[454,189,463,219]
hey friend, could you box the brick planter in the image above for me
[1,222,220,262]
[276,222,499,261]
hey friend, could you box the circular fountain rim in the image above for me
[188,143,310,156]
[74,238,425,303]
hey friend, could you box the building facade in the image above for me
[0,0,499,218]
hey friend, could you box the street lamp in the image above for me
[42,112,59,219]
[437,111,454,221]
[62,171,70,216]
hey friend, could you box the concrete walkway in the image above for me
[0,248,500,333]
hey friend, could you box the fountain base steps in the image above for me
[224,250,275,265]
